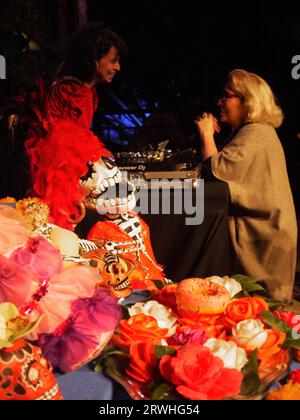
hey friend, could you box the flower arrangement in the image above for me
[92,275,300,400]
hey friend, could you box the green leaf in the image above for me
[264,299,289,310]
[261,311,292,334]
[104,353,130,378]
[233,274,266,295]
[154,345,177,360]
[151,383,179,400]
[243,284,265,293]
[233,274,263,285]
[240,350,261,396]
[284,338,300,349]
[152,280,166,290]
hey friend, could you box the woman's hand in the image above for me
[194,113,220,161]
[194,113,221,142]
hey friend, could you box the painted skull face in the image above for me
[80,157,136,214]
[84,248,134,299]
[0,339,62,400]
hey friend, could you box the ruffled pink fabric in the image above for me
[10,237,63,278]
[0,255,36,306]
[32,265,99,334]
[38,289,121,371]
[0,205,28,255]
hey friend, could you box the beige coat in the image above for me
[211,122,297,301]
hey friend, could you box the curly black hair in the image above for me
[59,22,128,83]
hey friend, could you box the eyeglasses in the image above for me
[217,91,243,101]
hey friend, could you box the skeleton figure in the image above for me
[83,247,134,299]
[79,156,165,285]
[104,213,162,272]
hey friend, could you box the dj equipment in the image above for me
[115,142,201,180]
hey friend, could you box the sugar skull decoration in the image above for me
[83,245,135,299]
[0,302,62,400]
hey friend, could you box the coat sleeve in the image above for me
[211,124,258,183]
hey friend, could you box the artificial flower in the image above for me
[113,314,169,348]
[204,338,248,371]
[257,329,286,361]
[159,343,243,400]
[274,310,300,335]
[208,276,242,298]
[232,319,268,350]
[266,381,300,400]
[154,283,178,312]
[259,349,290,373]
[128,300,178,336]
[173,326,205,345]
[126,341,160,383]
[291,370,300,384]
[224,297,269,327]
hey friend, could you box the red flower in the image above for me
[291,370,300,384]
[126,341,160,383]
[155,284,178,312]
[159,343,243,400]
[274,310,300,329]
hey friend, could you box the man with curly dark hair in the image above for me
[58,22,127,85]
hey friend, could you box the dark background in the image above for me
[0,0,299,208]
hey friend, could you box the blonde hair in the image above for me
[228,69,284,128]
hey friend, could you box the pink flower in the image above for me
[173,326,205,345]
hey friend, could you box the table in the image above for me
[76,180,231,282]
[55,361,300,400]
[141,180,230,281]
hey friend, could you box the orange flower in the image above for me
[224,297,269,327]
[257,329,286,361]
[259,349,290,373]
[126,341,160,383]
[112,314,168,348]
[179,311,221,327]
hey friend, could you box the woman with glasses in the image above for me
[194,69,297,302]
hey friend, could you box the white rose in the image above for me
[128,300,178,336]
[0,314,7,340]
[232,319,268,349]
[204,338,248,371]
[209,275,242,298]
